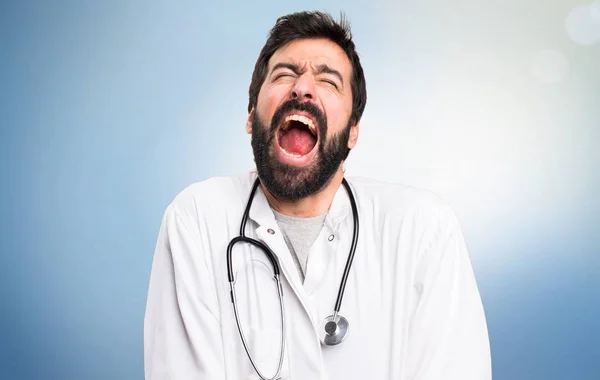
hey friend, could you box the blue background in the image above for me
[1,1,598,379]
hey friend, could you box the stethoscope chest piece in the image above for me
[318,314,349,346]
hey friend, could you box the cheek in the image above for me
[322,97,353,134]
[256,85,288,122]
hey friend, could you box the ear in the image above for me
[347,122,359,149]
[246,108,254,134]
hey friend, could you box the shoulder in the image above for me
[346,176,461,238]
[348,176,453,215]
[165,171,257,221]
[348,177,465,262]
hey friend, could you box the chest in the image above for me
[200,207,422,379]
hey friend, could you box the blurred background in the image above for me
[1,0,598,379]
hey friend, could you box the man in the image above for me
[144,10,491,380]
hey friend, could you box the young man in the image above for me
[144,11,491,380]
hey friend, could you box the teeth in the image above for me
[284,114,317,135]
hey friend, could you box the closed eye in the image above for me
[321,79,339,89]
[275,73,294,80]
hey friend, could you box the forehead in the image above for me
[268,38,352,77]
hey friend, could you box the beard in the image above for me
[250,99,351,201]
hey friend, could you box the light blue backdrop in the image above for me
[1,1,598,379]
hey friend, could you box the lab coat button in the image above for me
[328,234,335,241]
[267,228,275,235]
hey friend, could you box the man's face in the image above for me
[247,38,359,201]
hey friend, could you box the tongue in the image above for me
[280,127,316,155]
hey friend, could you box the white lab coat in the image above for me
[144,170,491,380]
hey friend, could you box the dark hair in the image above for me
[248,11,367,126]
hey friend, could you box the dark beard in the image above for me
[250,99,351,201]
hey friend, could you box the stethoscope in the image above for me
[226,177,359,380]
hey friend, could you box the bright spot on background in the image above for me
[565,2,600,45]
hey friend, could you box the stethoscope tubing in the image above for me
[333,178,359,314]
[230,277,286,380]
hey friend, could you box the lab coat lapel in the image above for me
[303,183,352,295]
[246,184,318,325]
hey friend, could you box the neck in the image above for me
[262,167,345,218]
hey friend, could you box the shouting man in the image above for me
[144,10,492,380]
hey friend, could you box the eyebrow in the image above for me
[315,64,344,86]
[270,62,344,87]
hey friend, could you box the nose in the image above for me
[291,73,316,102]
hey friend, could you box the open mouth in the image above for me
[276,113,318,158]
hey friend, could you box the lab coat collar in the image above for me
[245,171,352,231]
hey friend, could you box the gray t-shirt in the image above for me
[272,209,327,283]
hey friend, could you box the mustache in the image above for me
[269,99,327,135]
